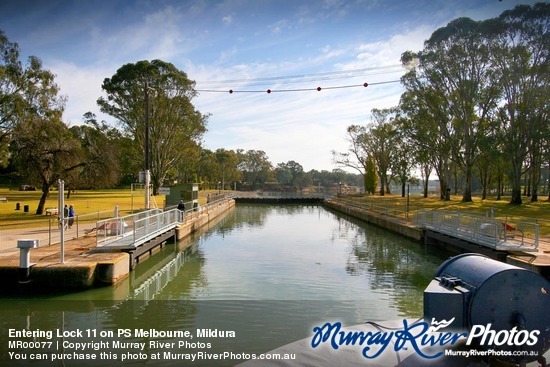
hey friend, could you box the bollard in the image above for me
[17,239,39,283]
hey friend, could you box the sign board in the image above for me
[158,187,171,195]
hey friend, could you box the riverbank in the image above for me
[0,199,235,292]
[324,199,550,279]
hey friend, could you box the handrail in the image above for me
[95,198,234,248]
[96,208,165,247]
[415,210,539,251]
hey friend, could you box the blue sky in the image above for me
[0,0,536,171]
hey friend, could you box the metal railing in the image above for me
[331,197,414,223]
[329,197,540,252]
[414,210,539,251]
[96,197,235,248]
[96,208,177,248]
[230,191,331,199]
[0,209,121,251]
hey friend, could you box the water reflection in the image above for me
[0,204,452,366]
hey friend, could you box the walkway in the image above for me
[94,208,180,249]
[415,210,539,252]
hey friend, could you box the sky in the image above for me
[0,0,538,172]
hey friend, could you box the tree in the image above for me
[332,125,370,192]
[237,149,273,187]
[275,163,292,185]
[485,3,549,204]
[215,148,242,190]
[68,112,122,190]
[1,37,71,214]
[364,155,378,195]
[0,30,23,162]
[196,149,218,189]
[406,18,500,202]
[11,117,84,214]
[368,108,399,196]
[97,60,208,195]
[398,81,452,200]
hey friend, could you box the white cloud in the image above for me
[48,60,115,126]
[222,15,233,25]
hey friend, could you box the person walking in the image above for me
[59,205,69,230]
[68,204,76,228]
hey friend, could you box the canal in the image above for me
[0,204,451,366]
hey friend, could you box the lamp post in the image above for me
[144,81,151,210]
[58,179,65,263]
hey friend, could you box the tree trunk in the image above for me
[509,159,523,205]
[36,184,51,215]
[379,174,385,196]
[461,164,473,202]
[422,166,430,198]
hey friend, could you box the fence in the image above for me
[414,210,539,251]
[335,197,414,223]
[330,196,541,252]
[96,197,234,248]
[95,208,167,247]
[0,209,121,251]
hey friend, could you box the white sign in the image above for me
[158,187,171,195]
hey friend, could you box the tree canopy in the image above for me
[98,60,208,194]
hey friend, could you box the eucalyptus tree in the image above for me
[391,118,415,198]
[484,3,549,204]
[1,30,67,167]
[275,160,310,189]
[402,18,501,202]
[368,108,399,196]
[1,34,72,214]
[332,124,371,192]
[68,112,122,192]
[215,148,242,190]
[97,60,208,195]
[236,149,273,187]
[196,149,218,190]
[399,77,453,200]
[0,30,21,163]
[11,117,84,214]
[332,108,399,196]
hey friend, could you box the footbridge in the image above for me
[91,208,181,268]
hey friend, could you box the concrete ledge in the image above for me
[323,199,423,241]
[94,253,130,285]
[176,199,235,244]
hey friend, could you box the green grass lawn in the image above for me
[0,187,219,227]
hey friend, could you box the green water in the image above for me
[0,204,450,366]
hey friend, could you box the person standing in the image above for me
[177,200,185,222]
